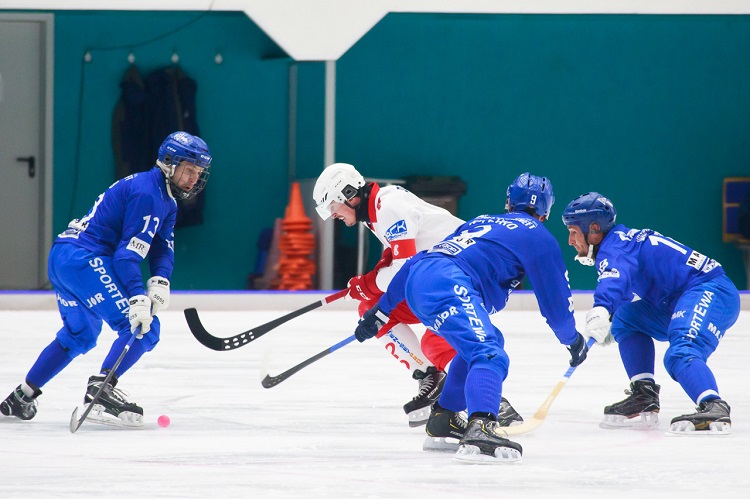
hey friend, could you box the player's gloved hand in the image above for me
[346,248,392,302]
[147,276,170,315]
[585,306,613,345]
[128,295,153,337]
[347,272,381,301]
[566,332,589,367]
[354,303,389,342]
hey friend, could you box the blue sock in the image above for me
[618,333,656,379]
[438,355,468,412]
[101,334,147,377]
[465,366,502,417]
[26,339,76,388]
[675,359,719,405]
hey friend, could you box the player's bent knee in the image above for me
[664,343,701,380]
[130,317,161,351]
[55,328,98,356]
[469,349,509,379]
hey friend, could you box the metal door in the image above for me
[0,14,54,289]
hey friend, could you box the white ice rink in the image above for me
[1,292,749,499]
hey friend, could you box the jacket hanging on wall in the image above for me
[112,65,151,180]
[112,64,205,228]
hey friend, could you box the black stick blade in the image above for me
[261,374,284,388]
[183,308,256,351]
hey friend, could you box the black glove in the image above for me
[566,332,588,367]
[354,303,389,342]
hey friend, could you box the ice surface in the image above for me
[1,308,748,498]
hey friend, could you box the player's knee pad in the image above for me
[664,340,701,380]
[468,347,509,381]
[55,319,101,356]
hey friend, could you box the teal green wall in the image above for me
[8,10,750,290]
[330,13,750,290]
[50,11,290,290]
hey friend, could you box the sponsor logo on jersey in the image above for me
[686,250,707,271]
[672,310,686,319]
[596,259,620,280]
[430,241,461,255]
[707,322,724,341]
[56,293,78,307]
[453,284,487,342]
[127,237,151,258]
[702,259,720,273]
[88,257,129,312]
[431,305,459,332]
[687,290,714,339]
[384,220,407,241]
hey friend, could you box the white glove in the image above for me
[585,306,613,345]
[147,276,170,315]
[128,295,153,336]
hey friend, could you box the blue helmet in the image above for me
[157,131,212,200]
[505,172,555,218]
[562,192,617,235]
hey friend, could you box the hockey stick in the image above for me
[69,328,139,433]
[184,288,349,351]
[503,337,596,436]
[261,334,357,388]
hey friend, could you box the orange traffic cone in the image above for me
[276,182,316,290]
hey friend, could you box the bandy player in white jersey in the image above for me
[313,163,523,427]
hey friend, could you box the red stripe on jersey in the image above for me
[367,183,380,223]
[391,238,416,259]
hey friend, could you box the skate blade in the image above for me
[423,436,461,452]
[84,404,144,429]
[667,420,732,436]
[453,444,522,464]
[599,412,659,430]
[407,407,430,428]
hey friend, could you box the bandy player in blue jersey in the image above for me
[1,131,211,428]
[562,192,740,435]
[354,173,589,464]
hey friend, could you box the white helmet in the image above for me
[313,163,365,220]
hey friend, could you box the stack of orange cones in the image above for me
[276,182,316,290]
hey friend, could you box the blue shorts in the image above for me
[611,274,739,378]
[48,243,160,356]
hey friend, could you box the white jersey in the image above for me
[365,183,464,292]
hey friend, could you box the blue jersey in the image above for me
[592,224,725,314]
[55,167,177,297]
[382,212,578,344]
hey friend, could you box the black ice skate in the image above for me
[669,399,732,435]
[0,384,41,421]
[83,374,144,428]
[600,379,660,430]
[498,397,523,427]
[403,366,446,427]
[454,417,523,464]
[423,403,468,452]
